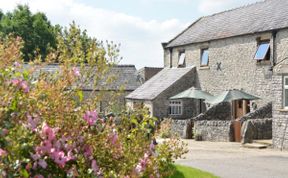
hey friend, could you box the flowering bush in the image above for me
[0,29,187,177]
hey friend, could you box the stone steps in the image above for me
[242,143,268,149]
[253,139,272,146]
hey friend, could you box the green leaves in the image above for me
[0,5,57,61]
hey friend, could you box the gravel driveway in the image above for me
[175,140,288,178]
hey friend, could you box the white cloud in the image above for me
[0,0,187,68]
[198,0,261,14]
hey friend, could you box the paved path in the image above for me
[175,140,288,178]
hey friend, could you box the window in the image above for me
[283,76,288,109]
[201,49,209,66]
[178,51,186,67]
[169,100,182,115]
[254,41,270,61]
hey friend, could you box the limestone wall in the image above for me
[193,102,233,141]
[152,68,197,119]
[194,120,234,142]
[165,31,279,108]
[272,75,288,149]
[241,119,272,144]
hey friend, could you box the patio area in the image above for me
[176,139,288,178]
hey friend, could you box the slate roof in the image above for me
[24,64,141,91]
[91,65,141,91]
[166,0,288,48]
[126,67,195,100]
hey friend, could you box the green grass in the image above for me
[169,164,219,178]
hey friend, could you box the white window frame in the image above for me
[200,48,209,66]
[178,52,186,67]
[254,41,270,61]
[169,100,183,116]
[284,76,288,109]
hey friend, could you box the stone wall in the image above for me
[137,67,163,83]
[171,119,193,139]
[240,102,272,122]
[152,68,196,119]
[272,75,288,149]
[193,102,233,141]
[194,102,232,121]
[165,31,278,108]
[83,90,130,114]
[194,120,234,142]
[241,119,272,144]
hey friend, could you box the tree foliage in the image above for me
[0,5,56,61]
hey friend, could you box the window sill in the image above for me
[199,66,210,70]
[256,60,271,65]
[169,114,182,116]
[276,109,288,112]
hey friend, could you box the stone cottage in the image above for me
[126,0,288,149]
[30,64,142,114]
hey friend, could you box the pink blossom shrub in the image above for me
[0,33,187,177]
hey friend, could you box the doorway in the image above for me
[233,100,250,142]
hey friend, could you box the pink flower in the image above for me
[34,175,44,178]
[13,61,21,67]
[83,145,93,158]
[0,128,8,136]
[27,114,39,131]
[135,153,149,174]
[11,79,20,85]
[31,153,41,161]
[41,123,56,141]
[91,159,99,174]
[41,140,53,153]
[83,110,98,126]
[38,159,47,169]
[109,129,119,145]
[53,151,67,168]
[72,67,81,77]
[11,79,30,93]
[20,80,29,93]
[0,148,7,157]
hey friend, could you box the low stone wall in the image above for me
[240,103,272,143]
[171,119,193,139]
[240,102,272,122]
[192,102,233,142]
[241,119,272,143]
[194,120,234,142]
[194,102,231,121]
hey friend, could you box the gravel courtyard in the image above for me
[175,140,288,178]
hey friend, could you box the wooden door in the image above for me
[233,100,250,142]
[235,100,244,119]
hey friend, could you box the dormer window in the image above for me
[201,49,209,66]
[254,41,270,61]
[178,51,186,67]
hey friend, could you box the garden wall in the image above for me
[193,102,233,141]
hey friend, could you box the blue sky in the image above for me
[0,0,260,68]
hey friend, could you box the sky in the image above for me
[0,0,261,69]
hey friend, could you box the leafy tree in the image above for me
[0,5,57,61]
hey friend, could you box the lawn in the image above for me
[169,164,219,178]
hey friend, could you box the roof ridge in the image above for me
[202,0,267,19]
[165,17,203,48]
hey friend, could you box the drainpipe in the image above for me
[169,48,173,68]
[271,31,277,67]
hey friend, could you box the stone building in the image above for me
[126,0,288,149]
[126,67,197,119]
[137,67,163,83]
[31,64,142,114]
